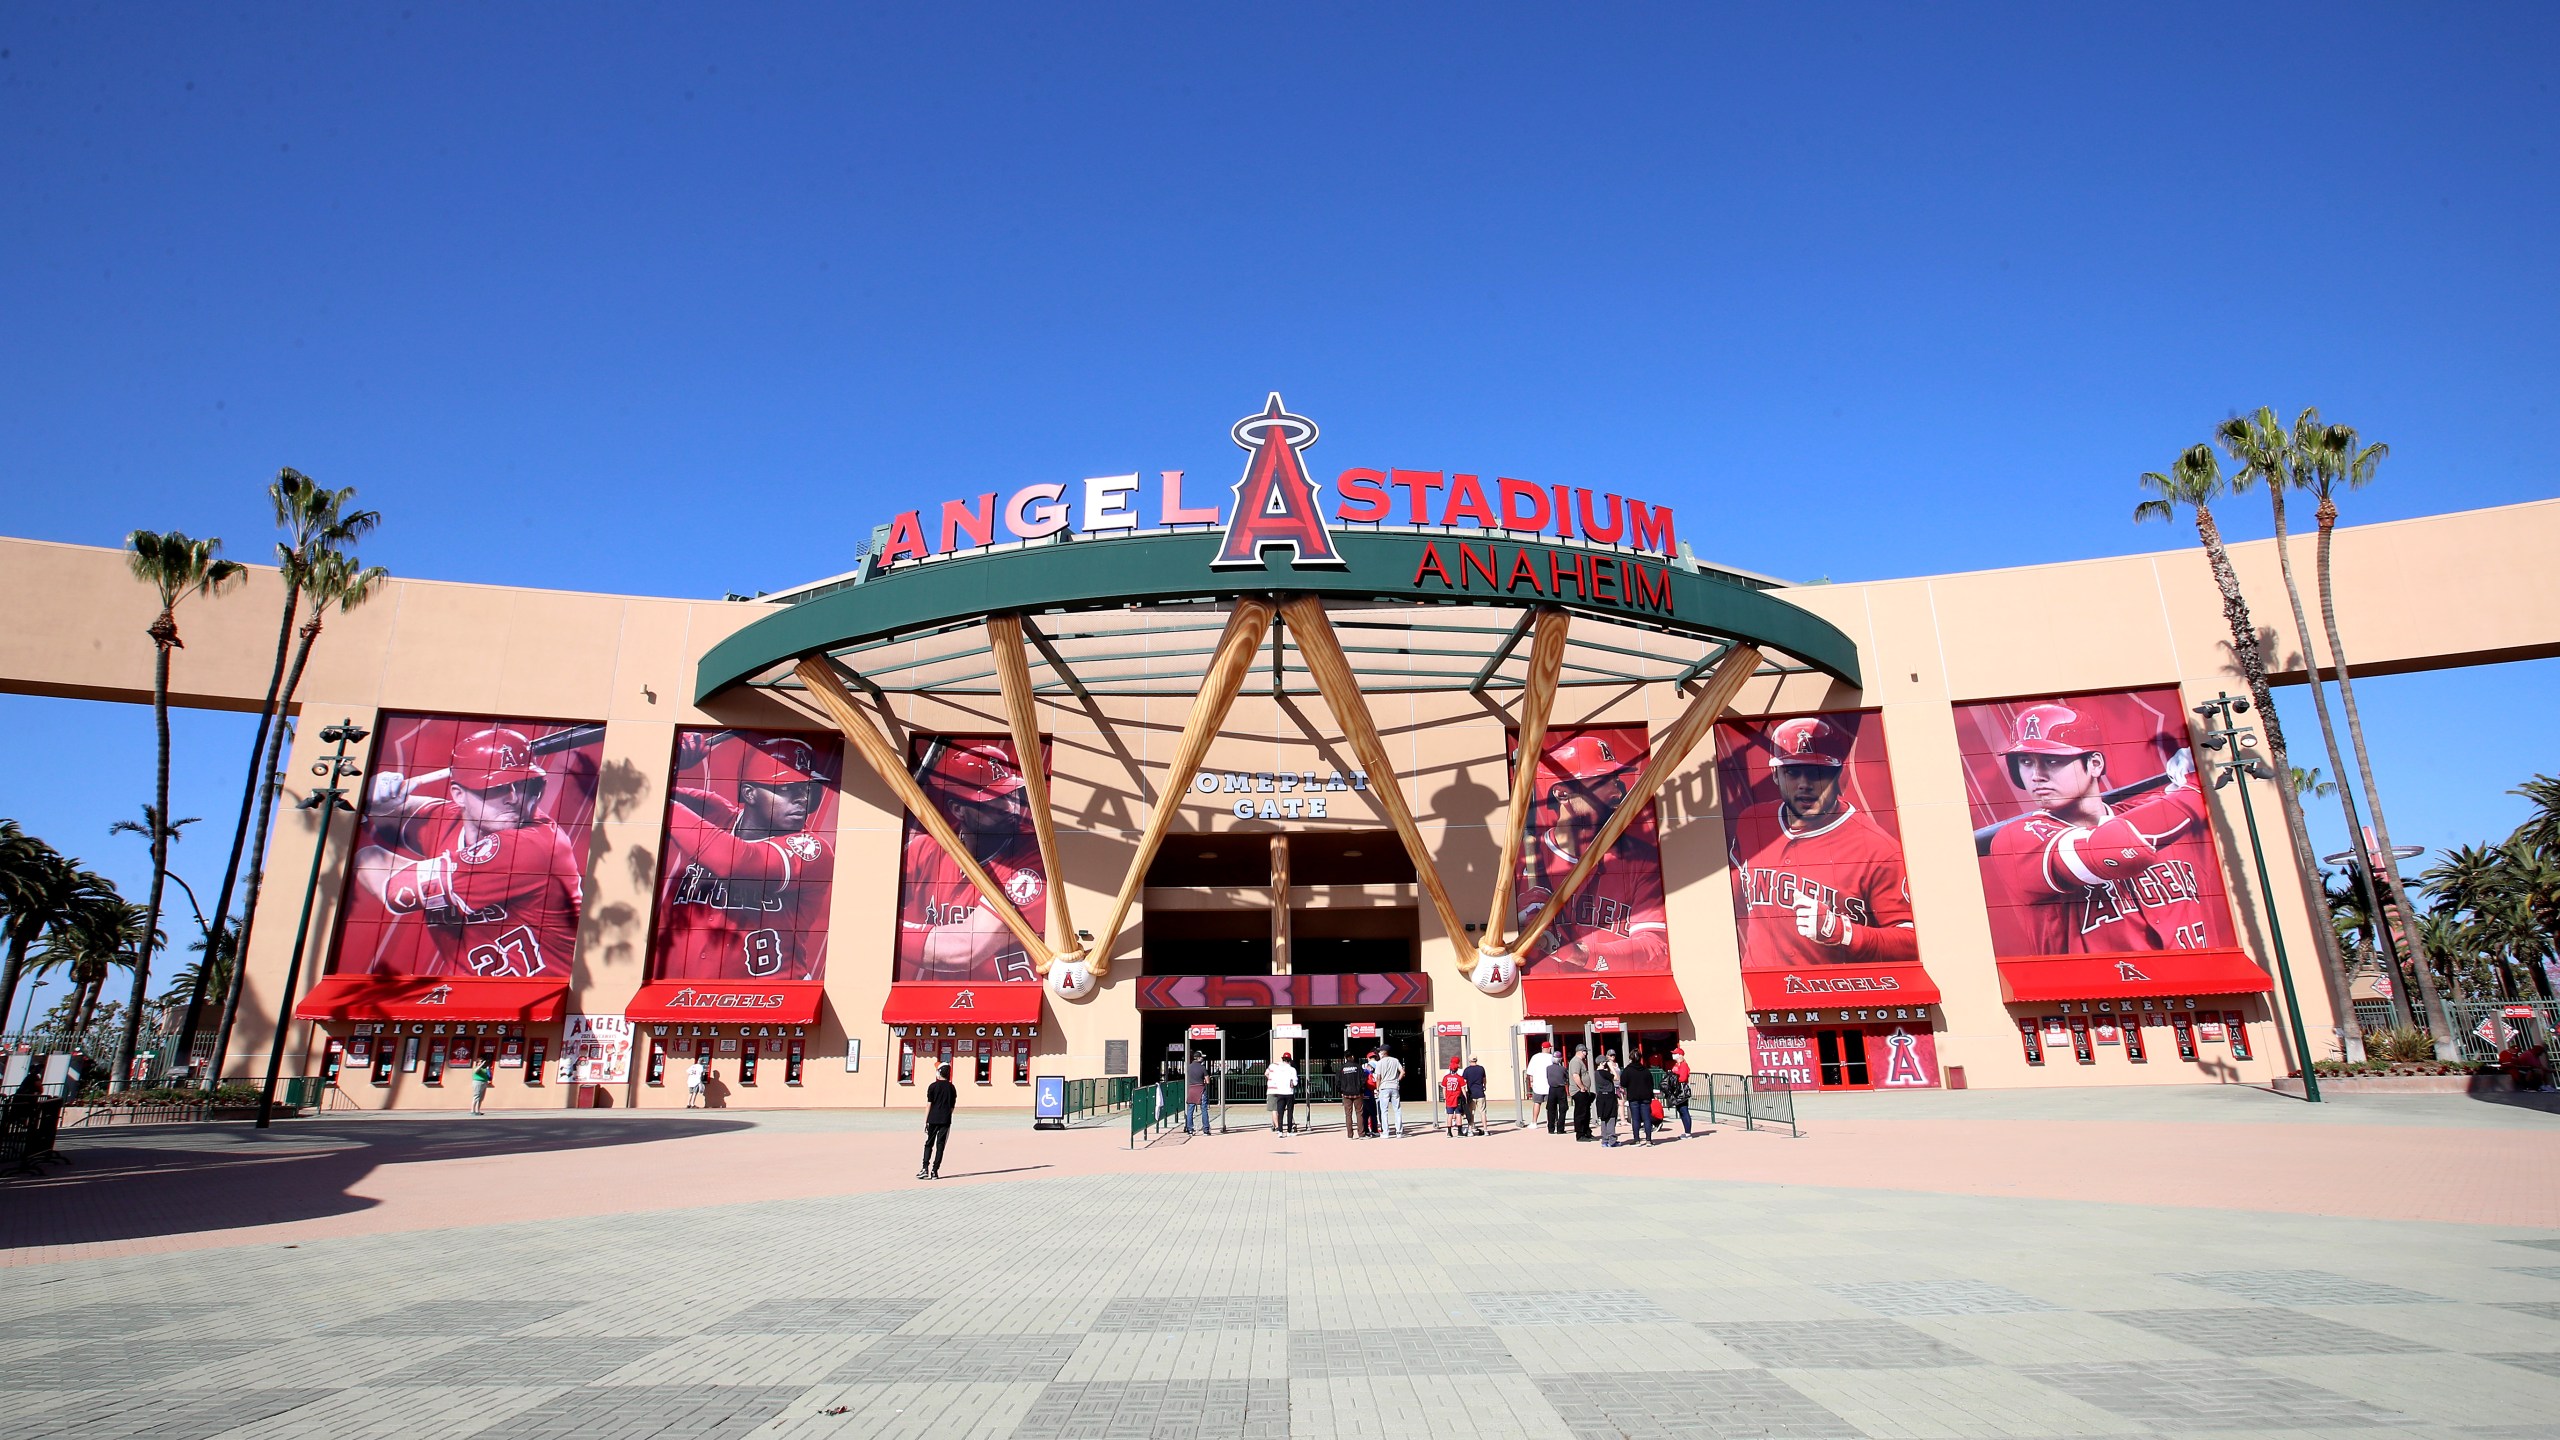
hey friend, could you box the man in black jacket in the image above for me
[920,1063,957,1179]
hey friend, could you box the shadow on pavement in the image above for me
[0,1114,753,1253]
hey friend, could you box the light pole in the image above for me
[2194,692,2320,1103]
[257,720,366,1129]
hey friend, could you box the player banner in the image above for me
[648,728,841,982]
[1954,686,2237,959]
[1512,727,1669,973]
[895,736,1048,984]
[330,714,606,978]
[1713,712,1928,995]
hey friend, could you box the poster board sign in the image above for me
[1187,1024,1224,1041]
[563,1014,633,1084]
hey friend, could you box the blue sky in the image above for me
[2,4,2555,1016]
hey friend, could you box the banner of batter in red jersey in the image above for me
[1512,727,1668,973]
[1713,713,1926,990]
[894,736,1049,984]
[1954,687,2237,958]
[647,728,841,982]
[331,715,606,978]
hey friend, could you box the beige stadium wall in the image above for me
[2,496,2554,1108]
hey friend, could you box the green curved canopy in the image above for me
[695,531,1860,704]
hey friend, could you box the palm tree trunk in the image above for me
[2315,500,2454,1054]
[112,629,176,1091]
[180,584,298,1082]
[2276,520,2412,1032]
[207,620,319,1082]
[0,924,33,1038]
[2201,504,2355,1065]
[2255,490,2366,1062]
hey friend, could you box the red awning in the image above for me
[1523,972,1686,1018]
[294,975,569,1024]
[1740,962,1942,1010]
[624,981,824,1026]
[1996,950,2274,1003]
[881,982,1044,1026]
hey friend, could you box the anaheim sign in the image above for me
[863,394,1679,571]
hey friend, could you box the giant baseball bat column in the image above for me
[987,613,1076,963]
[1481,607,1571,949]
[1505,644,1763,962]
[796,655,1060,971]
[1084,597,1274,973]
[1279,595,1479,972]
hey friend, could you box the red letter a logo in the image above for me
[1212,393,1344,569]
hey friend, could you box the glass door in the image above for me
[1815,1029,1871,1089]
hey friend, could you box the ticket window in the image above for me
[1011,1036,1032,1086]
[320,1038,345,1086]
[740,1038,760,1086]
[898,1035,918,1086]
[423,1039,449,1085]
[936,1036,957,1081]
[1814,1030,1871,1089]
[695,1039,715,1079]
[969,1037,992,1086]
[370,1035,395,1087]
[646,1039,668,1086]
[786,1038,805,1086]
[526,1037,548,1084]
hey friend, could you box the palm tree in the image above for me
[34,876,147,1042]
[118,530,247,1090]
[2423,843,2554,1004]
[207,546,390,1084]
[2211,409,2368,1060]
[181,470,380,1079]
[2135,444,2353,1061]
[2515,774,2560,857]
[0,823,82,1037]
[2292,767,2336,800]
[2294,419,2451,1046]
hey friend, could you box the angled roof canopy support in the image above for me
[987,614,1076,957]
[1483,607,1571,947]
[1500,642,1763,963]
[1279,594,1479,975]
[795,655,1059,972]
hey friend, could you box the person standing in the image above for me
[1268,1051,1299,1135]
[1360,1051,1381,1136]
[1372,1047,1406,1138]
[1594,1052,1622,1147]
[1622,1050,1656,1146]
[919,1062,956,1179]
[685,1054,708,1110]
[1568,1044,1596,1142]
[1667,1048,1696,1138]
[1184,1050,1212,1136]
[1439,1059,1467,1137]
[1525,1044,1555,1133]
[1462,1056,1488,1136]
[468,1054,493,1115]
[1338,1054,1366,1139]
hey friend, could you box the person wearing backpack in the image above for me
[1622,1050,1656,1146]
[1665,1048,1696,1138]
[1594,1052,1622,1147]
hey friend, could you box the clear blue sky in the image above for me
[2,5,2554,1016]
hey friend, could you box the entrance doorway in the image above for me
[1302,1012,1426,1101]
[1814,1029,1872,1089]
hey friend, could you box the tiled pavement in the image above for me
[10,1168,2560,1437]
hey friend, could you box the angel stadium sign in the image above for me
[858,394,1680,572]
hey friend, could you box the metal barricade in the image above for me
[2448,1000,2560,1068]
[1128,1079,1183,1147]
[1696,1072,1800,1138]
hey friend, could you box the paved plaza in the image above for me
[7,1088,2560,1438]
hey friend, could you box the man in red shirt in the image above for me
[654,734,835,981]
[898,739,1047,983]
[352,726,583,978]
[1728,716,1919,970]
[1515,733,1669,973]
[1980,702,2215,954]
